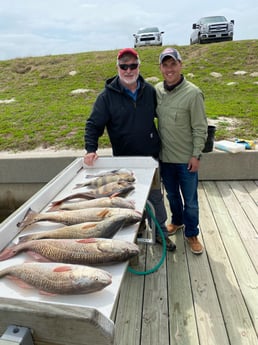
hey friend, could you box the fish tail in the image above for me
[16,208,38,230]
[73,182,89,189]
[49,199,63,208]
[47,204,61,212]
[18,234,33,243]
[51,193,95,207]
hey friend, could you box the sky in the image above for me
[0,0,257,61]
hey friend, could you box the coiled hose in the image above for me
[127,202,167,275]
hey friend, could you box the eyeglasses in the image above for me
[119,63,139,71]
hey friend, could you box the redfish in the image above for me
[17,207,141,230]
[75,172,135,189]
[18,215,127,242]
[50,182,135,208]
[0,238,140,265]
[50,196,135,212]
[0,262,112,295]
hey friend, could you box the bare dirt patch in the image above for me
[208,116,240,132]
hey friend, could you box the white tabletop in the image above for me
[0,156,158,320]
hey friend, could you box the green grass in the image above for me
[0,40,257,152]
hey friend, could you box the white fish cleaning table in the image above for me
[0,156,158,345]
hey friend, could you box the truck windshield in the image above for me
[137,27,159,34]
[201,16,227,24]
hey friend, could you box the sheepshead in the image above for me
[18,215,127,242]
[0,238,140,265]
[49,196,135,212]
[50,182,135,207]
[75,172,135,189]
[0,262,112,295]
[17,207,141,230]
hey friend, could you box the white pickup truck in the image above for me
[190,16,234,44]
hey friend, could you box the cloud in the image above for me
[0,0,257,61]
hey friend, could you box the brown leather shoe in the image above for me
[186,236,203,254]
[167,224,184,235]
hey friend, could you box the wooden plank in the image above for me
[216,181,258,270]
[228,180,258,230]
[199,182,258,345]
[141,242,169,345]
[167,230,200,345]
[112,243,146,345]
[164,189,200,345]
[241,180,258,205]
[180,182,230,345]
[186,241,229,344]
[202,181,258,336]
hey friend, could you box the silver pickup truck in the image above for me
[190,16,234,44]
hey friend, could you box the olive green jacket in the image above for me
[155,78,208,163]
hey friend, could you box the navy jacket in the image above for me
[85,75,161,158]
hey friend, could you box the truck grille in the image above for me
[209,23,228,32]
[140,36,155,42]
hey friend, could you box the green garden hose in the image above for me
[127,202,167,275]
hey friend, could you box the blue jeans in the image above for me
[147,188,168,237]
[160,162,199,237]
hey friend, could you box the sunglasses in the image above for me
[119,63,139,71]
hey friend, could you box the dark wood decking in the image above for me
[112,180,258,345]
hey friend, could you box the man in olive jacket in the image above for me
[156,47,208,254]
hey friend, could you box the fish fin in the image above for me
[7,276,35,289]
[16,208,38,230]
[110,192,119,198]
[27,251,51,262]
[97,209,110,217]
[53,265,73,272]
[39,290,57,296]
[76,238,97,243]
[81,224,97,230]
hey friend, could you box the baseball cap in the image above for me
[117,48,139,59]
[159,48,182,64]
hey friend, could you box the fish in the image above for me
[0,238,140,265]
[17,207,142,230]
[0,262,112,295]
[49,183,135,208]
[85,168,132,178]
[49,196,135,212]
[75,172,135,189]
[84,181,134,195]
[18,215,128,242]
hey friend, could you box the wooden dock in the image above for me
[112,180,258,345]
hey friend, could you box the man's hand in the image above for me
[84,152,98,166]
[187,157,200,172]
